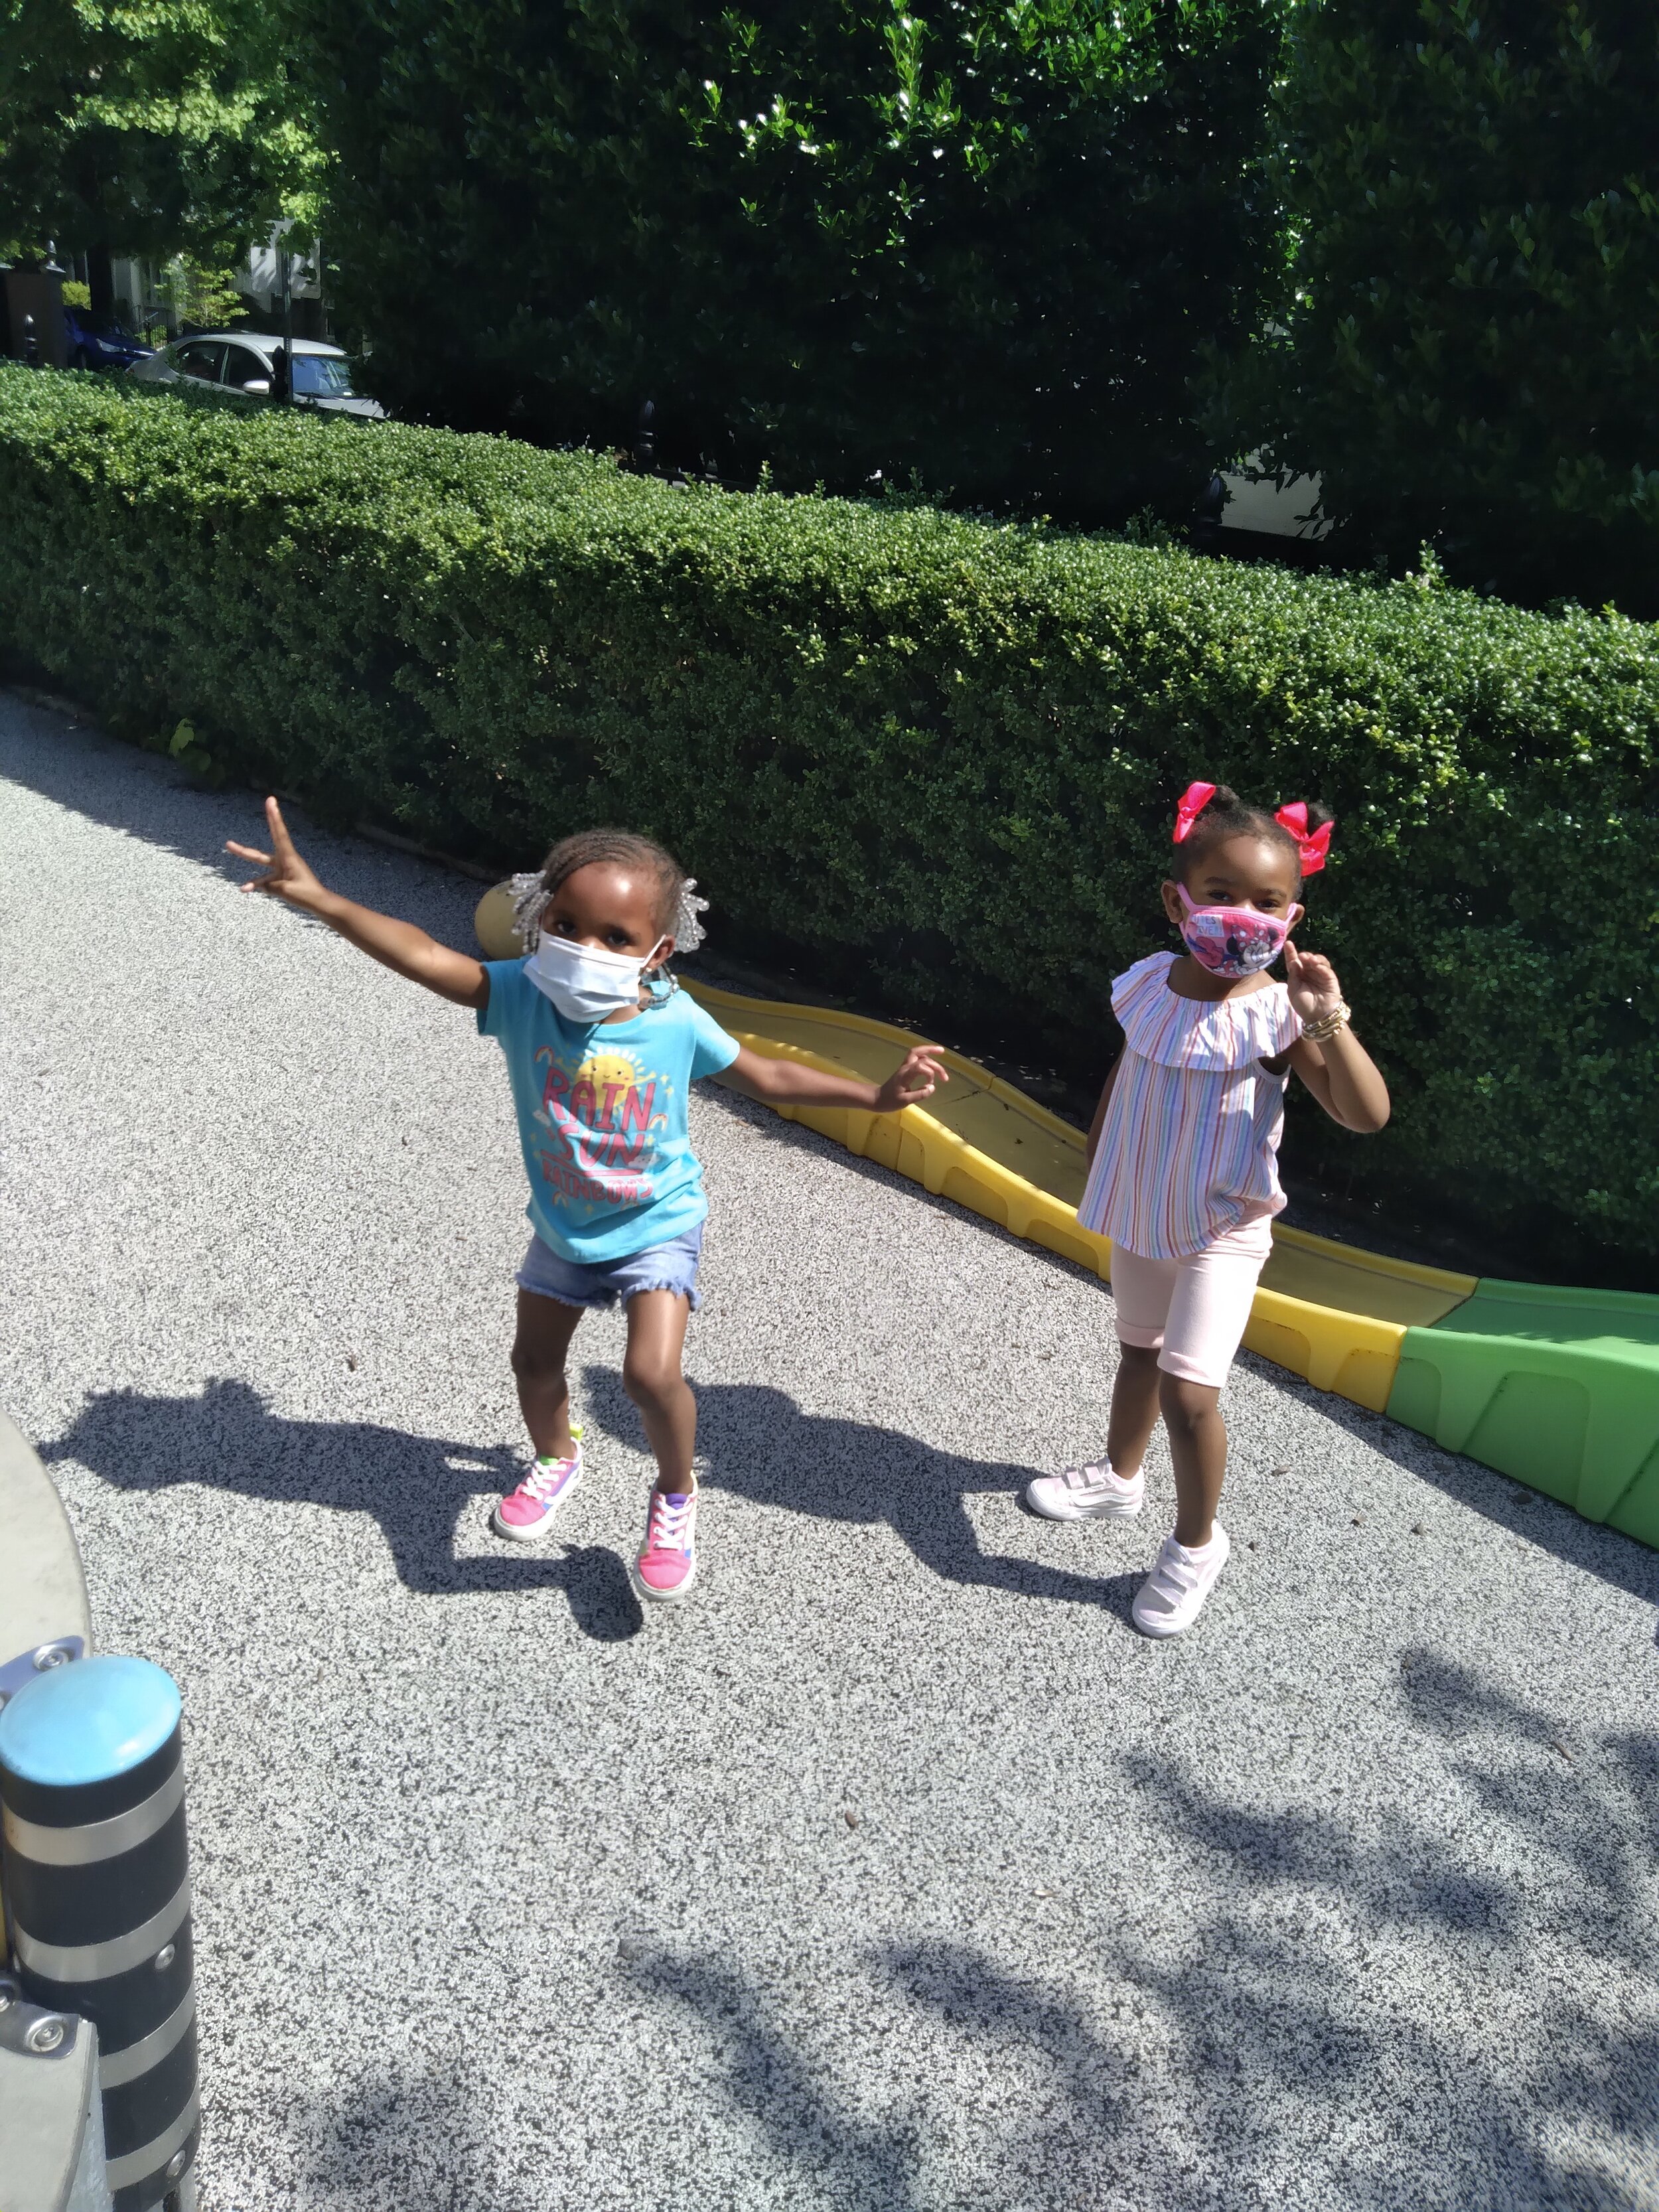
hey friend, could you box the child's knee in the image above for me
[1159,1372,1220,1432]
[622,1351,682,1412]
[511,1336,566,1387]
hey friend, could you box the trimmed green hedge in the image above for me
[2,365,1656,1276]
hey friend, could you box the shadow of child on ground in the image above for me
[42,1365,1141,1643]
[41,1377,643,1641]
[580,1364,1144,1626]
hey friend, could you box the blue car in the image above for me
[64,307,154,373]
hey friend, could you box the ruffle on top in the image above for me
[1078,952,1303,1258]
[1110,952,1300,1072]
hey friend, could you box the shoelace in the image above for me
[644,1493,695,1553]
[520,1455,575,1505]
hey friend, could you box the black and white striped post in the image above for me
[0,1655,198,2210]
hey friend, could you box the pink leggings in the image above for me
[1110,1215,1273,1389]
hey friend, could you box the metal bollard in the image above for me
[0,1655,198,2211]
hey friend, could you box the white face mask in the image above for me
[526,932,666,1023]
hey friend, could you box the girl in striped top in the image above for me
[1027,783,1390,1638]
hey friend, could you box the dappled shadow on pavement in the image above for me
[623,1951,928,2211]
[619,1660,1659,2211]
[581,1366,1140,1624]
[296,2067,553,2212]
[42,1378,644,1641]
[1098,1652,1659,2210]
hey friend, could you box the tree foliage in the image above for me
[299,0,1283,517]
[0,0,322,269]
[1212,0,1659,611]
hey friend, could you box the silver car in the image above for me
[127,332,385,418]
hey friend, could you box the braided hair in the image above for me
[509,829,708,955]
[1169,785,1334,889]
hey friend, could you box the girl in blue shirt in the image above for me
[229,804,945,1603]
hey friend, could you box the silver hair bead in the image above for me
[509,871,551,950]
[676,879,709,951]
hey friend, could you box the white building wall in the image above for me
[100,229,324,336]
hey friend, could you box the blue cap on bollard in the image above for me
[0,1655,180,1788]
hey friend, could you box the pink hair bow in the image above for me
[1274,801,1333,875]
[1172,780,1216,844]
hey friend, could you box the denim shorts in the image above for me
[516,1221,703,1311]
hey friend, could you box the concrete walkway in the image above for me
[2,691,1656,2212]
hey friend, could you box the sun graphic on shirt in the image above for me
[569,1045,666,1131]
[577,1046,648,1098]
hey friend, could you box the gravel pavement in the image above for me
[3,690,1657,2212]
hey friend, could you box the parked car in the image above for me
[64,307,154,373]
[126,332,385,418]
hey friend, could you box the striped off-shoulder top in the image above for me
[1076,951,1302,1260]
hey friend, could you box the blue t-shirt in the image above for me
[478,962,741,1262]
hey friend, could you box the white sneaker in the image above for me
[1025,1461,1145,1522]
[1132,1524,1230,1638]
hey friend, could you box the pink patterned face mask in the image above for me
[1176,884,1292,978]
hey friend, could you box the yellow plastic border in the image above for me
[685,981,1477,1416]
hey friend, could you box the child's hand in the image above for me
[874,1045,950,1114]
[227,798,327,911]
[226,799,487,1006]
[1284,942,1345,1023]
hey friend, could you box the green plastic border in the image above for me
[1388,1280,1659,1544]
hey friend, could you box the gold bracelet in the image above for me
[1301,1001,1351,1043]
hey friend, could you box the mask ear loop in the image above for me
[640,936,678,1010]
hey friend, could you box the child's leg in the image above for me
[1107,1247,1179,1476]
[1106,1345,1163,1477]
[1159,1376,1227,1548]
[624,1289,700,1603]
[510,1290,585,1457]
[495,1291,589,1540]
[1154,1224,1272,1548]
[621,1289,695,1493]
[1027,1250,1171,1520]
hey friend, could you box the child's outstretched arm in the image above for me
[228,797,489,1009]
[1281,943,1390,1133]
[728,1042,950,1116]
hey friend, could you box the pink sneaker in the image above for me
[492,1445,584,1541]
[634,1486,698,1601]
